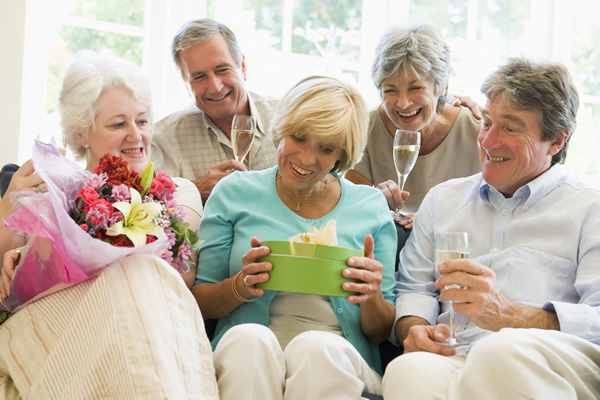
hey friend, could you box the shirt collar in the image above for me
[478,163,566,208]
[246,92,268,138]
[200,92,267,140]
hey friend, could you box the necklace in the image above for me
[276,171,334,214]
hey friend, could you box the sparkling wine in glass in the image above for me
[435,231,470,348]
[392,129,421,219]
[231,115,256,163]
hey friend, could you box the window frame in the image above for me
[11,0,599,186]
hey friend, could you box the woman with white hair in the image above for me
[0,50,218,399]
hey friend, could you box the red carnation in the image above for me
[76,187,100,204]
[155,173,177,194]
[149,179,165,197]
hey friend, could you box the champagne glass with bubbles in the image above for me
[231,115,256,163]
[435,231,470,348]
[392,129,421,219]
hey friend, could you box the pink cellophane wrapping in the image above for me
[3,141,167,313]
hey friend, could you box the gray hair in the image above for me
[371,24,451,113]
[171,18,243,77]
[481,57,579,165]
[58,50,152,160]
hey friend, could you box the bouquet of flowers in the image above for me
[70,152,199,273]
[1,141,199,322]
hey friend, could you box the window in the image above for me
[206,0,376,102]
[41,0,146,153]
[12,0,600,187]
[17,0,198,161]
[565,0,600,187]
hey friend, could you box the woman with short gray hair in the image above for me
[347,24,482,251]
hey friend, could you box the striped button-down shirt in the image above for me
[151,91,279,183]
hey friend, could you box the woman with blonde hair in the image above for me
[193,75,397,398]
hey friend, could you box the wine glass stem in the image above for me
[449,301,456,341]
[398,174,407,192]
[393,174,408,219]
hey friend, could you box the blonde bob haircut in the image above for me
[270,75,369,176]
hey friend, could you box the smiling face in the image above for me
[478,92,568,197]
[381,69,443,132]
[80,86,152,173]
[179,33,248,129]
[277,134,343,195]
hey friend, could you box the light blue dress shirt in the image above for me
[196,166,397,374]
[394,164,600,345]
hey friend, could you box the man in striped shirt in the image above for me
[152,18,278,204]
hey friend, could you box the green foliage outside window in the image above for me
[51,0,145,26]
[290,0,362,62]
[46,0,145,114]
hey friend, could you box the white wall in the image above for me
[0,0,27,166]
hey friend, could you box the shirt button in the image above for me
[502,209,508,215]
[455,326,462,332]
[493,248,500,253]
[336,308,343,313]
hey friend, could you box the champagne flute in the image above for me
[392,129,421,219]
[231,115,256,163]
[435,231,470,347]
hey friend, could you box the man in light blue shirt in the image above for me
[382,58,600,399]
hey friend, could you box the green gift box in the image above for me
[257,241,363,297]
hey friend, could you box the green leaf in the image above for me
[0,310,9,326]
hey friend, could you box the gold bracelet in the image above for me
[231,271,262,303]
[219,279,230,316]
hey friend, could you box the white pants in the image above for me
[214,323,382,399]
[382,328,600,399]
[0,254,219,399]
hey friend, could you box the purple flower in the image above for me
[160,190,175,203]
[171,258,187,273]
[164,228,177,248]
[177,241,191,261]
[111,184,131,202]
[160,249,174,265]
[162,196,184,219]
[85,173,108,189]
[109,210,124,226]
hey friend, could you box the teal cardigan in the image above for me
[196,167,397,374]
